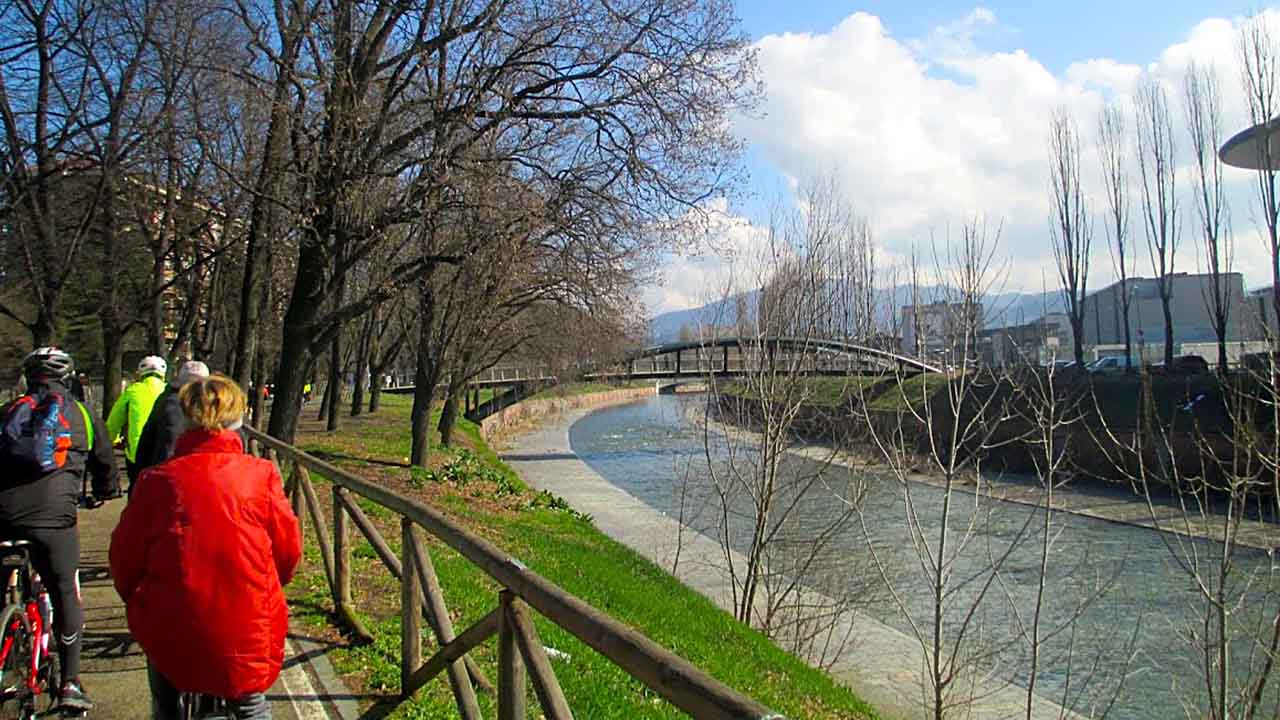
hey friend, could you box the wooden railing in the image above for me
[243,426,785,720]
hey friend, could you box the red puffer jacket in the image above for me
[109,429,302,698]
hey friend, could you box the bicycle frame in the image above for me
[0,545,55,706]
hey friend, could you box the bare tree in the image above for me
[1134,77,1180,367]
[256,0,757,446]
[1240,13,1280,345]
[1048,107,1092,367]
[855,220,1012,719]
[1097,103,1135,371]
[0,0,121,346]
[1183,61,1233,374]
[696,186,873,664]
[1090,369,1280,718]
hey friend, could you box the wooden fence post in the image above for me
[333,487,373,644]
[507,597,573,720]
[401,518,423,698]
[406,524,481,718]
[298,467,335,597]
[339,492,493,694]
[498,590,526,720]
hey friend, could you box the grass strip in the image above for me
[286,394,877,719]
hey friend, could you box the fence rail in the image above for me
[243,425,784,720]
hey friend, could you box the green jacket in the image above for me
[107,374,166,462]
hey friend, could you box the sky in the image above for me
[640,1,1278,316]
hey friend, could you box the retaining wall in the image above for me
[481,385,658,440]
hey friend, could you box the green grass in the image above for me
[864,373,947,413]
[286,392,877,720]
[475,387,504,405]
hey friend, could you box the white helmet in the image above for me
[138,355,167,376]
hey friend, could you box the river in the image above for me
[565,393,1280,720]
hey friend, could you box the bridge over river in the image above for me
[381,336,943,422]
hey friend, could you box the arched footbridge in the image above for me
[587,336,943,380]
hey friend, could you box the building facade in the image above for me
[902,300,984,364]
[1080,273,1249,357]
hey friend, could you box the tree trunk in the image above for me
[1071,314,1085,366]
[250,346,268,427]
[101,320,125,424]
[147,248,167,356]
[265,298,319,444]
[318,362,333,420]
[32,303,57,349]
[438,389,460,447]
[350,311,374,417]
[409,283,438,466]
[1121,282,1133,371]
[1161,292,1175,366]
[368,332,407,414]
[325,332,343,431]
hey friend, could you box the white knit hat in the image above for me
[174,360,210,387]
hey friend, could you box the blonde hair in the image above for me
[179,374,247,431]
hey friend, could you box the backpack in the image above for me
[0,390,86,473]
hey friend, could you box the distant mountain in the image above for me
[647,292,759,343]
[648,285,1064,343]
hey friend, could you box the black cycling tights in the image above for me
[6,526,82,684]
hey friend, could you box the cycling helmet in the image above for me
[22,347,74,382]
[138,355,167,376]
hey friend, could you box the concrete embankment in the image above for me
[495,393,1081,720]
[480,385,657,439]
[707,401,1280,552]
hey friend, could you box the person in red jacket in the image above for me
[109,374,301,719]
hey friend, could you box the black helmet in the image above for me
[22,347,74,382]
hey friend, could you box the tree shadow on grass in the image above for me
[306,449,410,469]
[356,698,403,719]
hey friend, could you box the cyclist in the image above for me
[133,361,210,474]
[0,347,120,712]
[107,356,167,492]
[110,374,300,719]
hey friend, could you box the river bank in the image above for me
[697,403,1280,552]
[497,395,1083,720]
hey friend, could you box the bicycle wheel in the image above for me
[34,629,58,715]
[0,603,34,719]
[179,691,198,720]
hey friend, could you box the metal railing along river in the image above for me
[242,426,785,720]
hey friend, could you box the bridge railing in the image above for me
[243,425,783,720]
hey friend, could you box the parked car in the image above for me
[1042,360,1083,376]
[1148,354,1210,376]
[1087,356,1133,375]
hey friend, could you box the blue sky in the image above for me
[644,3,1279,314]
[736,1,1251,72]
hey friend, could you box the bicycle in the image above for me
[0,539,67,719]
[179,691,229,719]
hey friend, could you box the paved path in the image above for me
[77,496,359,719]
[498,401,1083,720]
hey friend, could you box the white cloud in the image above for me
[641,199,773,313]
[645,7,1280,316]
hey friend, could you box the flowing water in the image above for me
[567,393,1280,720]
